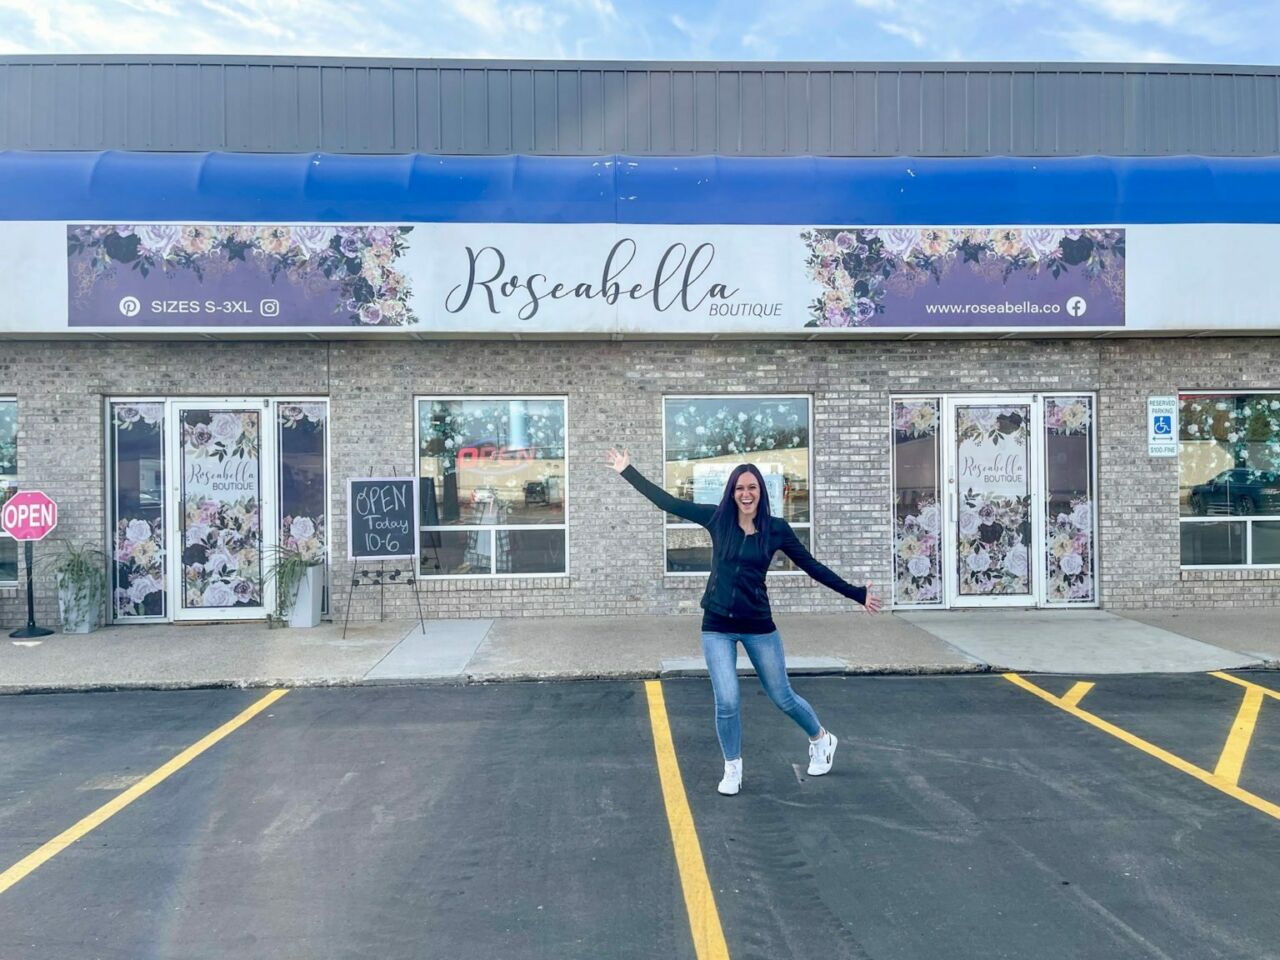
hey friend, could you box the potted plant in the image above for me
[39,540,109,634]
[266,544,326,628]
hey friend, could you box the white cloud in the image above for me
[1055,25,1181,62]
[1081,0,1190,27]
[878,20,925,47]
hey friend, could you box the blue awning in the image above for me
[0,150,1277,224]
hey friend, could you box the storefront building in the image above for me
[1,57,1279,627]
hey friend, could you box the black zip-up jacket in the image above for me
[621,465,867,631]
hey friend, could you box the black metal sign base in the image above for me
[340,561,426,640]
[9,541,54,639]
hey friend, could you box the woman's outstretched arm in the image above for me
[777,521,883,613]
[606,447,715,527]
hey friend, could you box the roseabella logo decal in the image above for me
[444,239,787,319]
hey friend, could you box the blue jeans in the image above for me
[701,630,822,761]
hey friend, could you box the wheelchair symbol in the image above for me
[1153,415,1172,436]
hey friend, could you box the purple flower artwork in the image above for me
[801,227,1125,328]
[68,224,418,327]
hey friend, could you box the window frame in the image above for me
[661,393,814,579]
[1178,389,1280,570]
[413,394,570,580]
[0,396,16,587]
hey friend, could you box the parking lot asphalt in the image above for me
[2,673,1279,960]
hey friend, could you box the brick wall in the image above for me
[2,335,1277,628]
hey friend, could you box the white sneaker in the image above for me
[807,730,838,776]
[717,758,743,795]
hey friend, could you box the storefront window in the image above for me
[663,396,811,574]
[1043,395,1097,603]
[416,398,567,576]
[1179,392,1280,567]
[891,398,942,605]
[110,402,166,618]
[278,401,328,608]
[0,400,16,584]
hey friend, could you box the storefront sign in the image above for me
[347,477,418,560]
[1148,396,1179,457]
[18,221,1134,334]
[0,490,58,541]
[957,444,1028,499]
[0,219,1258,336]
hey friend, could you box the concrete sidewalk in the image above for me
[1,607,1277,692]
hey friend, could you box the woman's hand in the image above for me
[861,584,883,614]
[605,447,631,474]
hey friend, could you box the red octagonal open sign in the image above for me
[1,490,58,542]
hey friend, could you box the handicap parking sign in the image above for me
[1147,397,1178,456]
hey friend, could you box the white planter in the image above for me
[288,565,325,628]
[57,573,104,634]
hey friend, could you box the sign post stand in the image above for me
[2,490,60,639]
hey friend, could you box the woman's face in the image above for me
[734,474,760,520]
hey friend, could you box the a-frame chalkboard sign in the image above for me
[343,474,425,638]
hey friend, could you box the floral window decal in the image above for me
[955,405,1032,596]
[892,399,942,605]
[111,403,166,619]
[278,402,328,565]
[1044,396,1096,603]
[181,409,262,608]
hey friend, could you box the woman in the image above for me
[606,448,882,796]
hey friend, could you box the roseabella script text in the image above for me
[444,239,741,320]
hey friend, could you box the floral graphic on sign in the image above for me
[1046,497,1095,602]
[67,224,417,326]
[111,402,166,618]
[892,399,942,605]
[956,406,1031,596]
[800,227,1125,327]
[181,410,261,609]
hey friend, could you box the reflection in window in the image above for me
[663,396,811,574]
[417,398,566,576]
[1179,392,1280,567]
[0,400,15,583]
[891,398,942,605]
[109,402,166,618]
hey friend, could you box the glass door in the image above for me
[169,400,275,621]
[944,396,1040,607]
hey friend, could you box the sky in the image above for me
[0,0,1275,65]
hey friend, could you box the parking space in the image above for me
[1,674,1279,959]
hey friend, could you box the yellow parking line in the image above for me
[1211,671,1280,701]
[1214,686,1264,786]
[1002,673,1280,822]
[1060,681,1095,709]
[0,688,288,896]
[644,680,730,960]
